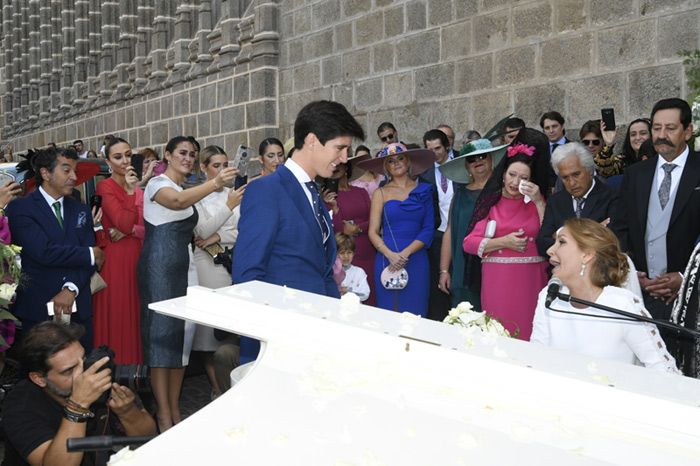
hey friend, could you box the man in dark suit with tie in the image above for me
[613,98,700,355]
[419,129,456,321]
[537,142,619,255]
[6,147,103,348]
[233,100,365,297]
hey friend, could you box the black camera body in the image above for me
[83,345,150,401]
[213,246,233,273]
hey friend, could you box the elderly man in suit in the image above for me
[6,147,103,348]
[233,100,365,296]
[537,142,620,255]
[419,129,456,321]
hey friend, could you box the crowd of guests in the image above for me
[0,95,699,464]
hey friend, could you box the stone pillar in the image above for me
[188,0,213,79]
[114,0,138,100]
[250,1,279,67]
[60,0,76,112]
[72,0,90,107]
[19,2,30,125]
[98,1,119,102]
[49,0,62,119]
[28,0,40,125]
[86,0,102,108]
[38,1,52,120]
[145,0,176,92]
[216,0,245,70]
[165,1,195,87]
[10,1,22,129]
[2,3,15,131]
[129,0,155,97]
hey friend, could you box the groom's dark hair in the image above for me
[294,100,365,150]
[33,146,79,186]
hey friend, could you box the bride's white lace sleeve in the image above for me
[624,297,681,374]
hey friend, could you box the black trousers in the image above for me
[427,230,452,322]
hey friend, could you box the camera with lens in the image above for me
[83,345,150,402]
[213,246,233,273]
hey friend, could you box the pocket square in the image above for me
[76,211,87,228]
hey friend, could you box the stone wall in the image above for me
[279,0,698,149]
[1,0,698,154]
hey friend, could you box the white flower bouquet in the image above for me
[443,301,511,337]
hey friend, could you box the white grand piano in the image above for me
[118,281,700,465]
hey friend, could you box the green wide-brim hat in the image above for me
[438,140,508,184]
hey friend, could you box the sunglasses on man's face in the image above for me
[380,133,396,142]
[466,154,489,163]
[582,139,601,146]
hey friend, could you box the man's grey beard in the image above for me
[45,379,71,398]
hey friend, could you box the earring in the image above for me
[580,262,586,276]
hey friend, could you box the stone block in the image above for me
[342,48,371,79]
[384,72,413,106]
[396,30,440,68]
[441,20,471,60]
[455,53,493,94]
[173,91,189,116]
[247,127,279,148]
[200,84,217,112]
[293,63,321,92]
[197,112,210,137]
[221,105,246,133]
[343,0,371,17]
[115,110,126,131]
[217,79,233,107]
[225,132,248,153]
[312,0,340,30]
[183,115,197,137]
[322,56,342,85]
[287,39,305,65]
[540,33,592,78]
[168,118,183,139]
[281,12,294,38]
[125,108,134,129]
[147,100,160,122]
[251,69,277,100]
[335,22,353,51]
[293,6,311,35]
[331,83,354,112]
[473,10,509,52]
[479,0,510,11]
[150,121,168,145]
[246,99,277,127]
[513,2,552,41]
[495,45,536,86]
[234,74,250,104]
[375,0,394,7]
[189,88,200,113]
[429,0,453,27]
[211,111,222,136]
[406,0,427,32]
[137,126,149,147]
[394,102,434,142]
[437,97,473,137]
[554,0,586,33]
[515,83,566,128]
[161,96,174,120]
[590,0,636,25]
[472,91,512,134]
[455,0,478,20]
[304,29,334,60]
[356,11,384,46]
[566,73,625,125]
[356,78,383,110]
[658,10,700,60]
[204,135,225,149]
[628,64,683,118]
[599,21,655,70]
[384,6,405,39]
[415,63,455,100]
[373,42,395,73]
[640,0,688,16]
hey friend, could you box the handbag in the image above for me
[379,189,408,290]
[90,272,107,294]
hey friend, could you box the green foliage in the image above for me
[679,49,700,101]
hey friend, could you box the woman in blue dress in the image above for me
[362,143,435,316]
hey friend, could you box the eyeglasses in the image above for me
[386,155,407,164]
[582,139,601,146]
[380,133,396,143]
[466,154,489,163]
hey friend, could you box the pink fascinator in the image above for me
[506,143,535,158]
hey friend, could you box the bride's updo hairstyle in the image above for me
[564,218,629,288]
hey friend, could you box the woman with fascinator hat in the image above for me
[463,128,551,339]
[362,143,435,316]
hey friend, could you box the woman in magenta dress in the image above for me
[93,138,145,364]
[324,153,376,304]
[463,130,551,340]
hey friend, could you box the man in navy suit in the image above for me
[233,100,365,297]
[7,148,103,348]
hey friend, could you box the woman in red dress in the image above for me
[93,137,145,364]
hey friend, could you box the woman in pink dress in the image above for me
[463,130,551,340]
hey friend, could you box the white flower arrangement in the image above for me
[443,301,511,337]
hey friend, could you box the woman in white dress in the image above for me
[192,145,245,396]
[531,218,679,373]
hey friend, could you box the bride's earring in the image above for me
[580,262,586,276]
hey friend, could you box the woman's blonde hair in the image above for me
[564,218,629,287]
[199,145,227,166]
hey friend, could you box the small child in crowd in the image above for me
[336,233,370,302]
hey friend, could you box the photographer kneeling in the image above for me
[2,322,156,466]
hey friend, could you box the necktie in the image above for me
[574,197,584,218]
[304,181,330,243]
[440,171,448,193]
[551,143,559,155]
[658,163,677,210]
[52,201,64,229]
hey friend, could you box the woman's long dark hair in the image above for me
[621,118,651,166]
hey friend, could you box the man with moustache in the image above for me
[613,98,700,369]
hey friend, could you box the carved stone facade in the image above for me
[1,1,698,153]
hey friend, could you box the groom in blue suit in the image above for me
[233,100,365,297]
[6,148,103,348]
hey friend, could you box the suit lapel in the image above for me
[32,189,63,233]
[277,166,323,249]
[635,158,656,230]
[581,181,604,218]
[670,151,700,226]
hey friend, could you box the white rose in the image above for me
[455,301,474,313]
[0,283,17,304]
